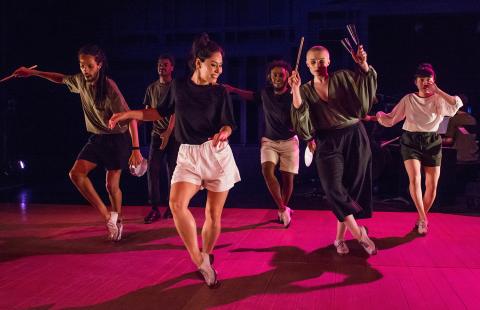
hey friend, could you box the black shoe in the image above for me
[163,208,173,219]
[144,209,161,224]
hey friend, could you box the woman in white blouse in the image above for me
[367,63,462,235]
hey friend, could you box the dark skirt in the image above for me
[314,122,373,221]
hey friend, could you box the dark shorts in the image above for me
[400,131,442,167]
[77,132,131,170]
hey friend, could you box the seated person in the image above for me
[443,95,478,162]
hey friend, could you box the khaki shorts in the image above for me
[260,136,299,174]
[172,140,241,192]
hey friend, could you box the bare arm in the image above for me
[13,67,64,83]
[288,71,302,109]
[352,45,369,73]
[109,108,162,129]
[223,84,255,101]
[128,119,143,166]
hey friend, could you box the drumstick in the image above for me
[294,36,305,72]
[340,38,354,56]
[0,65,38,83]
[346,24,360,46]
[380,136,400,148]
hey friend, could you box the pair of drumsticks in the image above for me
[294,24,361,72]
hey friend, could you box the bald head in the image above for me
[306,45,330,75]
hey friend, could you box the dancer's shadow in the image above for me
[0,219,275,262]
[65,231,420,310]
[65,245,380,310]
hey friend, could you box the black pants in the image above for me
[314,122,373,221]
[148,135,180,209]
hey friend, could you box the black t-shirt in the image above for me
[156,79,236,145]
[254,87,295,140]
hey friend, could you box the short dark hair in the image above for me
[265,60,292,85]
[158,54,175,66]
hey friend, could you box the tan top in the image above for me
[376,93,463,132]
[63,73,130,134]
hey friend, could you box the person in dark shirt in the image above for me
[224,60,298,228]
[289,44,377,256]
[143,55,179,223]
[109,33,239,288]
[11,45,143,241]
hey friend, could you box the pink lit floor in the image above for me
[1,203,479,309]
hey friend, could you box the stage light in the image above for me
[18,160,26,170]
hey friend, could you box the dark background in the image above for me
[1,0,479,208]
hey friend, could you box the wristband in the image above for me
[131,146,140,150]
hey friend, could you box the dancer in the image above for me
[108,33,240,288]
[289,44,377,255]
[143,55,179,223]
[12,44,143,241]
[370,63,462,234]
[224,60,298,228]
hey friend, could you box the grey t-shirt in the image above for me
[143,80,171,137]
[63,73,130,134]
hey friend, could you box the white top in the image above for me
[376,93,463,132]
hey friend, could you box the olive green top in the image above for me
[63,73,130,134]
[291,66,377,140]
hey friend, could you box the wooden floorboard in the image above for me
[0,203,479,309]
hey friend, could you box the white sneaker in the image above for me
[279,207,292,228]
[115,221,123,241]
[198,253,219,288]
[358,226,377,255]
[417,220,428,235]
[334,240,349,255]
[106,212,119,240]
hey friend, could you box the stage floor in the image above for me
[0,203,479,309]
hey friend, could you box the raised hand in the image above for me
[288,70,301,89]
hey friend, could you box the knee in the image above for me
[205,211,222,229]
[409,176,421,188]
[169,199,187,214]
[69,169,85,184]
[105,181,120,195]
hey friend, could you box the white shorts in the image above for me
[260,136,300,174]
[171,140,241,192]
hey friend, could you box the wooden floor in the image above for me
[0,203,479,310]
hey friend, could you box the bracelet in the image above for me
[131,146,140,150]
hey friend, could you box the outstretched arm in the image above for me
[223,84,255,101]
[13,66,64,84]
[109,108,162,129]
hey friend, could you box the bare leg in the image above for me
[280,171,295,207]
[106,169,122,217]
[423,166,441,214]
[201,190,229,254]
[342,214,362,240]
[336,220,348,240]
[404,159,427,222]
[69,159,110,220]
[262,162,285,210]
[169,182,201,266]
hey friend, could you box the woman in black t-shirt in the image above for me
[109,33,239,288]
